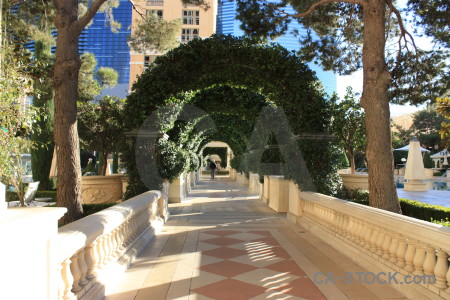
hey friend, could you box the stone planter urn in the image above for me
[81,174,125,204]
[340,173,369,190]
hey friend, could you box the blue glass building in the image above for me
[216,0,337,96]
[80,0,132,99]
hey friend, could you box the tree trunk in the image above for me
[52,0,84,224]
[112,152,119,174]
[360,0,401,213]
[346,149,356,174]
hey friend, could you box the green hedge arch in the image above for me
[123,35,338,197]
[125,35,328,133]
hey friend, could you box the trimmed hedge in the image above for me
[336,187,450,227]
[6,191,57,202]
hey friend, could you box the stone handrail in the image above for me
[56,190,168,300]
[295,189,450,299]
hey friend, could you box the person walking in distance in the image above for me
[210,159,217,179]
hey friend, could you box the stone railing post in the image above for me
[0,207,66,300]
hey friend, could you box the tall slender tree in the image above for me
[51,0,201,224]
[235,0,449,213]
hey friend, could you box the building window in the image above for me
[144,55,157,68]
[146,0,163,6]
[147,9,163,19]
[181,28,199,43]
[183,0,199,8]
[182,10,200,25]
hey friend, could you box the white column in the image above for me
[0,207,66,300]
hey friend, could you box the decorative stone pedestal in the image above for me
[168,175,186,203]
[268,176,289,212]
[404,180,428,191]
[340,174,369,190]
[81,175,124,204]
[0,207,66,300]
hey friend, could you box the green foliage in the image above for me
[235,0,449,105]
[423,152,433,168]
[407,0,450,48]
[0,46,40,205]
[30,40,55,191]
[128,14,181,53]
[78,53,119,102]
[124,36,336,198]
[77,96,126,175]
[329,87,365,173]
[437,97,450,148]
[337,187,450,225]
[97,67,119,88]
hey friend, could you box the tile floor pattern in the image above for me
[105,176,407,300]
[192,229,326,300]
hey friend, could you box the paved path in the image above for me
[105,176,406,300]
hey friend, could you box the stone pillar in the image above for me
[268,176,289,212]
[168,175,186,203]
[0,182,6,214]
[0,207,66,300]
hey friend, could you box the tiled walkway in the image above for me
[105,176,406,300]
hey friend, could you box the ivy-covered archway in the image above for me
[123,35,338,198]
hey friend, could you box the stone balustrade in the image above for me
[288,184,450,299]
[56,190,168,300]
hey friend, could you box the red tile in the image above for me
[199,260,257,278]
[248,230,272,237]
[203,247,248,259]
[274,278,327,300]
[203,230,241,236]
[265,260,307,276]
[192,279,265,300]
[202,237,243,246]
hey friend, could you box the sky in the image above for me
[336,0,433,118]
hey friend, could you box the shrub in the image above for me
[337,187,450,227]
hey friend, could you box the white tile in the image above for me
[196,242,221,252]
[230,253,286,268]
[195,254,225,267]
[227,232,267,241]
[190,270,227,290]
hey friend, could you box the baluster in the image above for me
[346,217,354,240]
[98,235,108,269]
[434,249,448,289]
[382,233,392,260]
[423,245,436,276]
[389,234,399,264]
[61,258,75,300]
[122,219,130,248]
[342,215,349,237]
[376,230,385,256]
[353,220,361,243]
[118,223,126,251]
[77,249,89,287]
[85,242,97,280]
[112,228,120,257]
[404,240,416,272]
[413,243,426,275]
[106,232,115,262]
[396,236,407,268]
[364,225,373,249]
[70,253,82,293]
[57,263,65,300]
[369,227,379,253]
